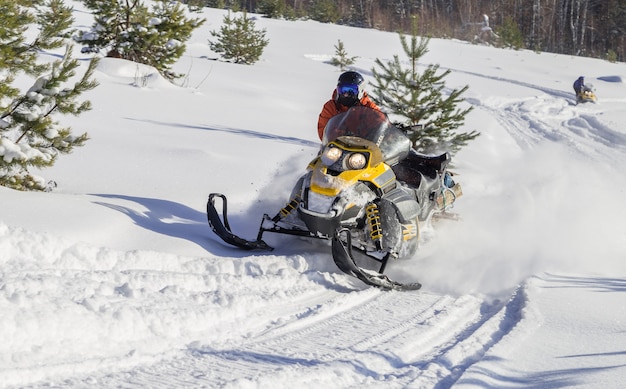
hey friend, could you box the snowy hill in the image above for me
[1,2,626,388]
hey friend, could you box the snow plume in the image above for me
[406,141,626,299]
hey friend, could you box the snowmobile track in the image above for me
[52,287,527,388]
[468,91,626,166]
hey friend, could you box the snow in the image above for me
[1,2,626,388]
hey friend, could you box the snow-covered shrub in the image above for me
[75,0,205,80]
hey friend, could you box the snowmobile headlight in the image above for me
[346,153,367,170]
[321,146,343,166]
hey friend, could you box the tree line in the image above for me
[198,0,625,62]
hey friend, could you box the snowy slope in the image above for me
[1,2,626,388]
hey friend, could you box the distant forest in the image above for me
[199,0,626,62]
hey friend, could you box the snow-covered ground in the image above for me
[1,2,626,388]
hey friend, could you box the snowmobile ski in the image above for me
[207,193,272,251]
[332,229,422,291]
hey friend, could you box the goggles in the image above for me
[337,83,359,97]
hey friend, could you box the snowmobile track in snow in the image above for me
[461,72,626,166]
[52,286,528,388]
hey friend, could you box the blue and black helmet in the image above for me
[336,71,366,107]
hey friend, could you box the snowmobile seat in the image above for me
[405,151,450,172]
[392,151,450,187]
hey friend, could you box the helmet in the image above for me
[336,71,366,107]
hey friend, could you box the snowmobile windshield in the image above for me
[583,83,595,91]
[322,106,410,165]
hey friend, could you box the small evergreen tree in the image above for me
[209,11,269,65]
[370,20,478,155]
[496,16,524,50]
[309,0,340,24]
[606,49,617,63]
[75,0,205,80]
[257,0,285,19]
[0,0,99,191]
[329,39,357,71]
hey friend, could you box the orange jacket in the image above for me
[317,90,381,140]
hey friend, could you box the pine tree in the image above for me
[75,0,204,80]
[496,16,524,50]
[370,20,479,155]
[257,0,285,19]
[209,11,269,65]
[309,0,340,23]
[0,0,99,191]
[329,39,357,71]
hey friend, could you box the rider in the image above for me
[317,71,381,140]
[317,71,456,193]
[573,76,585,97]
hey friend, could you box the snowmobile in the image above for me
[207,106,462,290]
[577,84,598,104]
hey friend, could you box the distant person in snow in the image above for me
[317,71,381,140]
[573,76,585,96]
